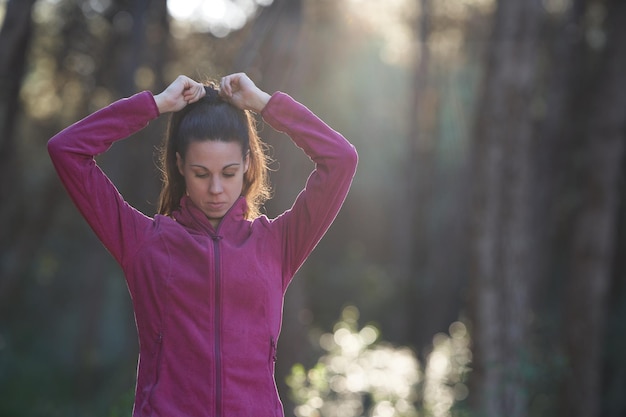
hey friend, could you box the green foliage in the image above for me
[107,388,135,417]
[287,306,472,417]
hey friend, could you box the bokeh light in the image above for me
[288,307,472,417]
[166,0,273,38]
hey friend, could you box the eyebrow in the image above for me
[190,163,241,170]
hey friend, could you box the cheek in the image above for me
[236,174,246,192]
[183,175,202,194]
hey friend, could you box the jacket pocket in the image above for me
[138,332,164,415]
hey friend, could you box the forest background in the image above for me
[1,0,625,416]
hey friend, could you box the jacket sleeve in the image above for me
[47,91,159,267]
[261,93,358,290]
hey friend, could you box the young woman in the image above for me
[48,73,358,417]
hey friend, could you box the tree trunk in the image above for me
[402,0,439,357]
[96,0,169,213]
[0,0,38,308]
[0,0,36,199]
[602,158,626,417]
[561,0,626,415]
[0,0,37,229]
[468,1,544,416]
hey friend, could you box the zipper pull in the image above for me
[270,337,277,362]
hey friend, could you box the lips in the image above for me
[205,202,226,211]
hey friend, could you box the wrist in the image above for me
[153,93,167,114]
[251,90,271,113]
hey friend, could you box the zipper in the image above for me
[270,336,278,366]
[212,234,223,417]
[269,336,280,414]
[193,199,238,417]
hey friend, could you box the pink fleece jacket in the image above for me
[48,91,358,417]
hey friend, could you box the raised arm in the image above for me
[47,76,206,267]
[260,91,358,290]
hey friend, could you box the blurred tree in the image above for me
[0,0,36,199]
[466,0,626,416]
[468,1,545,417]
[603,165,626,417]
[402,0,491,362]
[0,0,38,313]
[561,0,626,416]
[94,0,169,210]
[401,0,437,358]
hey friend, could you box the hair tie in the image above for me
[204,85,220,102]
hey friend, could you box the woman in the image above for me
[48,73,358,417]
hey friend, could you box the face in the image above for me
[177,140,249,229]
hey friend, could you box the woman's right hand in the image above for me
[219,73,271,113]
[153,75,206,114]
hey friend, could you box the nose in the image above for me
[209,177,223,194]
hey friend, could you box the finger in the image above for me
[183,82,204,103]
[183,90,196,104]
[224,74,242,96]
[220,76,232,98]
[194,85,206,102]
[182,88,195,102]
[178,75,194,92]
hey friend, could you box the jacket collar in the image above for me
[172,195,248,235]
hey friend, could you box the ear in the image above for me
[176,152,185,176]
[243,151,250,174]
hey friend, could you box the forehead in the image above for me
[184,140,244,167]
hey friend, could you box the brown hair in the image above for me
[157,84,271,219]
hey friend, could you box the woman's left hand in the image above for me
[219,73,271,113]
[154,75,206,114]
